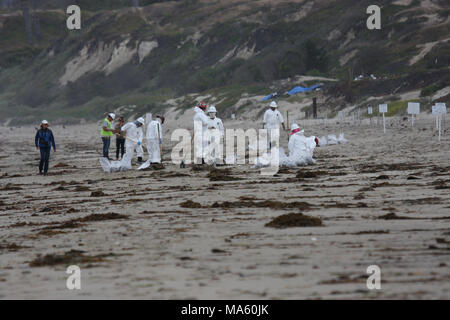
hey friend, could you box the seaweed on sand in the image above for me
[265,213,322,228]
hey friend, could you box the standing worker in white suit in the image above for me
[146,115,165,164]
[207,106,224,136]
[263,101,286,148]
[193,102,210,164]
[205,106,224,164]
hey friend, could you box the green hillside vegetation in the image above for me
[0,0,449,124]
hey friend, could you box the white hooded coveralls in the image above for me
[146,119,163,163]
[204,116,224,164]
[263,109,284,130]
[120,121,144,169]
[208,117,224,136]
[193,107,210,160]
[286,131,317,166]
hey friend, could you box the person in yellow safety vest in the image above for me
[101,113,118,159]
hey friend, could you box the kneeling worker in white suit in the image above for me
[287,123,317,166]
[100,117,145,172]
[119,117,145,170]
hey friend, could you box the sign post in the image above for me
[433,103,447,142]
[368,106,373,126]
[338,111,344,134]
[407,102,420,127]
[286,111,290,130]
[379,104,387,134]
[433,105,439,130]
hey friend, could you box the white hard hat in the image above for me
[208,106,217,113]
[41,120,48,125]
[136,117,145,125]
[108,113,116,120]
[270,101,278,108]
[291,123,299,131]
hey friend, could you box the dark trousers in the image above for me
[39,146,51,173]
[102,137,111,158]
[116,138,125,159]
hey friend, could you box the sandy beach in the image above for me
[0,114,449,299]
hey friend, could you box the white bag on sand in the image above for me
[138,160,151,170]
[327,134,338,145]
[99,157,131,173]
[337,133,348,144]
[318,136,328,147]
[253,151,273,168]
[99,157,111,173]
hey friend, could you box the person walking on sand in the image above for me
[263,101,286,148]
[100,113,117,159]
[35,120,56,176]
[115,116,126,160]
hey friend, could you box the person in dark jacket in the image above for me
[35,120,56,175]
[115,117,126,160]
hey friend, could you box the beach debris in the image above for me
[90,190,106,197]
[29,250,116,267]
[180,200,203,208]
[265,213,322,228]
[207,168,242,181]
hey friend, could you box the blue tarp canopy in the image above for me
[288,84,322,95]
[262,92,278,101]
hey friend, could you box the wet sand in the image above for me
[0,115,449,299]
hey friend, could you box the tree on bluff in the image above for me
[303,40,329,74]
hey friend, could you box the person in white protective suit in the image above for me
[193,102,210,164]
[282,123,318,166]
[207,106,224,136]
[99,117,145,172]
[138,116,164,170]
[205,106,224,164]
[263,101,286,148]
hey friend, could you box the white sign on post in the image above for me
[435,103,447,114]
[408,102,420,127]
[432,105,439,115]
[379,104,387,113]
[407,102,420,115]
[379,104,387,133]
[368,107,373,114]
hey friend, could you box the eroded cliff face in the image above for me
[59,39,158,85]
[0,0,449,124]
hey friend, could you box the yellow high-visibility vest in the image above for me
[101,118,113,137]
